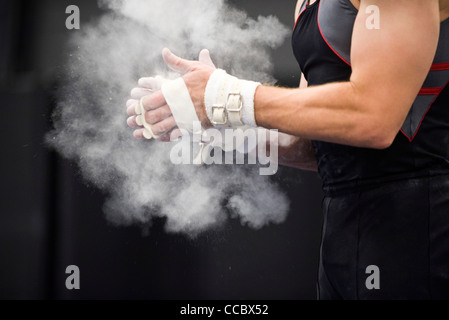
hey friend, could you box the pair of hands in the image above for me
[126,48,216,142]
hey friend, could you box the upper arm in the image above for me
[350,0,440,134]
[295,0,304,21]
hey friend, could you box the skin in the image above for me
[127,0,448,171]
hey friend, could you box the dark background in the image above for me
[0,0,324,300]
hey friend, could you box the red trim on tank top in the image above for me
[430,62,449,71]
[316,0,351,67]
[401,79,449,142]
[419,87,444,95]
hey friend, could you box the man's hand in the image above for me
[126,49,216,141]
[162,48,215,129]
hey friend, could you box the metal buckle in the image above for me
[211,104,228,125]
[226,92,243,113]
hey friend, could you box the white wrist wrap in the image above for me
[204,69,260,128]
[159,75,261,166]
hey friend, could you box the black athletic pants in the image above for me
[318,173,449,299]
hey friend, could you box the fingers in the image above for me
[127,99,138,116]
[150,116,177,137]
[163,48,215,74]
[128,83,166,117]
[128,72,172,139]
[128,110,179,142]
[133,127,182,142]
[162,48,193,75]
[141,91,166,111]
[156,128,183,142]
[127,115,140,128]
[138,76,164,90]
[128,104,172,126]
[133,128,146,139]
[198,49,216,68]
[130,87,153,100]
[144,105,173,124]
[128,104,176,142]
[130,75,165,107]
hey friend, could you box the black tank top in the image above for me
[292,0,449,193]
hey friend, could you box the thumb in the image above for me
[198,49,216,68]
[162,48,193,75]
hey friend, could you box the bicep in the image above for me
[350,0,440,130]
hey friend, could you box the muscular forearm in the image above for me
[254,81,401,150]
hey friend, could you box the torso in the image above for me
[292,0,449,192]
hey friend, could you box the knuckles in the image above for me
[141,95,151,109]
[144,107,168,125]
[153,123,166,135]
[145,111,157,125]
